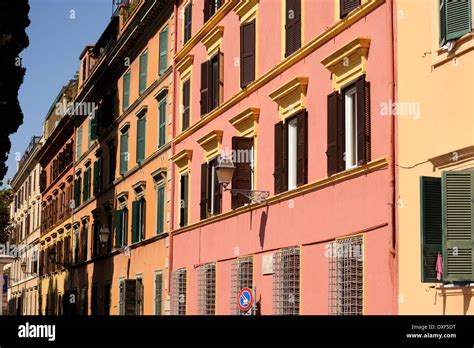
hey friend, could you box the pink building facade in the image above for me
[170,0,396,315]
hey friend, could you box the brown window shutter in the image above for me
[340,0,361,19]
[180,174,188,227]
[216,49,224,109]
[200,61,210,116]
[337,91,345,173]
[293,0,301,53]
[232,137,254,209]
[296,110,308,186]
[200,163,208,220]
[356,75,371,166]
[327,92,340,176]
[182,80,190,129]
[203,0,211,22]
[184,4,192,43]
[285,0,295,57]
[213,163,221,214]
[240,20,256,88]
[124,279,137,315]
[274,122,288,194]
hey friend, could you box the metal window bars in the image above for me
[171,268,187,315]
[272,247,300,315]
[197,263,216,315]
[230,256,253,315]
[328,236,364,315]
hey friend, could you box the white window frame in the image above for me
[344,87,358,170]
[287,118,298,190]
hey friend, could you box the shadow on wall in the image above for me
[439,286,474,315]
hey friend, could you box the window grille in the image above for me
[154,272,163,315]
[230,256,253,315]
[171,268,187,315]
[197,263,216,315]
[272,247,300,315]
[328,236,364,315]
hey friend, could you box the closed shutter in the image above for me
[232,137,253,208]
[327,92,340,176]
[76,127,83,159]
[285,0,301,57]
[356,75,371,166]
[240,20,256,88]
[200,163,208,220]
[82,170,87,202]
[93,160,99,196]
[200,61,210,116]
[274,122,287,194]
[296,110,308,186]
[136,116,146,163]
[124,279,137,315]
[157,185,165,234]
[203,0,211,22]
[139,51,148,95]
[90,115,98,142]
[180,174,189,227]
[159,28,168,75]
[441,0,472,46]
[442,169,474,282]
[131,200,139,244]
[420,177,443,283]
[120,131,129,175]
[158,98,166,147]
[115,210,122,247]
[340,0,361,19]
[182,80,190,130]
[184,4,193,44]
[155,273,163,315]
[122,71,130,111]
[213,162,221,214]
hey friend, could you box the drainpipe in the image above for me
[168,0,178,300]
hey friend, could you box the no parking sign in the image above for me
[238,287,254,312]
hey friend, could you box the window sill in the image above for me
[432,33,474,69]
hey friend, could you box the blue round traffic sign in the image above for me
[238,287,253,311]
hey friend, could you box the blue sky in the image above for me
[5,0,112,184]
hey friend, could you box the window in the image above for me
[103,282,111,315]
[156,184,165,234]
[182,79,191,130]
[200,158,222,219]
[158,96,167,147]
[328,236,364,315]
[118,279,125,315]
[122,71,130,111]
[284,0,301,57]
[74,173,82,208]
[80,286,88,315]
[131,198,146,243]
[74,228,80,264]
[89,114,98,146]
[76,127,83,159]
[340,0,361,19]
[184,3,193,44]
[139,51,148,95]
[439,0,472,46]
[136,113,146,164]
[92,219,100,258]
[200,51,222,116]
[91,285,98,315]
[273,247,300,315]
[82,166,91,202]
[154,271,163,315]
[231,137,254,208]
[108,143,117,184]
[274,110,308,194]
[120,127,129,175]
[327,75,371,176]
[230,256,253,314]
[171,268,187,315]
[81,222,88,262]
[197,263,216,315]
[420,169,474,283]
[93,157,102,196]
[204,0,222,23]
[179,174,189,227]
[240,19,256,88]
[159,27,168,75]
[115,208,128,247]
[136,277,144,315]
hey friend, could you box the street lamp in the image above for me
[215,156,270,204]
[99,225,110,243]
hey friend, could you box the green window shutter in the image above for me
[132,200,139,244]
[90,115,98,143]
[159,28,168,75]
[136,116,146,163]
[123,71,130,112]
[115,210,122,247]
[442,169,474,282]
[120,131,129,175]
[158,98,166,148]
[77,176,82,207]
[157,185,165,234]
[93,160,99,196]
[73,179,78,208]
[420,177,443,283]
[76,127,83,159]
[139,51,148,95]
[155,272,163,315]
[440,0,472,46]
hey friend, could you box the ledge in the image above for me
[429,146,474,170]
[197,130,224,161]
[171,149,193,174]
[234,0,259,23]
[176,54,194,75]
[269,77,309,121]
[201,26,224,58]
[229,107,260,137]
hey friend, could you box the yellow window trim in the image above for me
[202,26,224,59]
[269,77,309,122]
[177,54,194,78]
[171,149,193,175]
[197,130,224,162]
[229,107,260,137]
[321,37,370,91]
[234,0,259,24]
[429,145,474,170]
